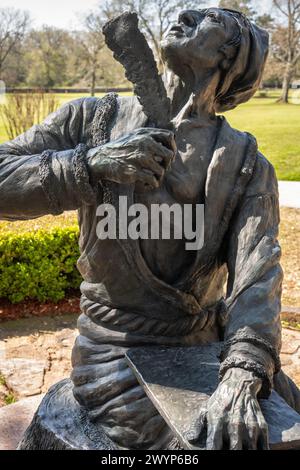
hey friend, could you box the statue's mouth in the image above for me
[167,24,185,37]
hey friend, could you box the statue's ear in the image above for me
[219,44,237,71]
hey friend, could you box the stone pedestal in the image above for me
[0,395,43,450]
[11,343,300,451]
[17,379,117,450]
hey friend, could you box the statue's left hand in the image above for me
[196,368,269,450]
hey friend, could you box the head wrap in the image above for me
[212,9,269,113]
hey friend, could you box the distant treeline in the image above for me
[5,87,133,94]
[0,1,299,102]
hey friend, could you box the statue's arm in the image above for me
[222,153,282,398]
[0,96,175,221]
[0,97,99,220]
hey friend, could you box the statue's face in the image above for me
[161,8,240,76]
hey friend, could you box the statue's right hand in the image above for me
[87,127,176,191]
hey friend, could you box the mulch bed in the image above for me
[0,291,80,322]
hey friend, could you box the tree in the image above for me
[100,0,203,66]
[77,12,127,95]
[218,1,276,31]
[0,8,30,77]
[273,0,300,103]
[256,13,275,30]
[218,0,256,18]
[25,28,74,88]
[262,53,285,87]
[79,13,106,96]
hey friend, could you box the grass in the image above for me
[0,374,16,406]
[281,320,300,331]
[4,393,16,405]
[0,89,299,180]
[0,207,298,308]
[225,92,300,181]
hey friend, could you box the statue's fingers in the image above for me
[186,410,207,444]
[228,421,245,450]
[206,420,224,450]
[245,421,259,450]
[136,170,160,189]
[258,429,269,450]
[257,416,269,450]
[139,154,165,178]
[118,164,139,183]
[133,128,176,154]
[245,402,262,450]
[198,409,208,428]
[147,129,177,153]
[142,137,175,169]
[251,403,269,450]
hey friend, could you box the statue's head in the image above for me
[161,7,269,112]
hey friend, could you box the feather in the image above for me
[102,12,171,129]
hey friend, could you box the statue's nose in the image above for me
[178,10,198,27]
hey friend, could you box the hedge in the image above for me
[0,226,81,303]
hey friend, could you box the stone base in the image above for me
[0,395,43,450]
[17,379,118,450]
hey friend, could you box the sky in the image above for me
[1,0,273,30]
[0,0,100,29]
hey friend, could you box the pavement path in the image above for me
[279,181,300,208]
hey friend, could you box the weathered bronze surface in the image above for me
[126,343,300,450]
[1,7,299,450]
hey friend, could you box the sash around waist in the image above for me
[79,294,228,346]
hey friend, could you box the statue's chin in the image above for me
[161,36,184,55]
[160,40,185,71]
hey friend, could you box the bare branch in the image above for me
[273,0,289,17]
[0,7,30,72]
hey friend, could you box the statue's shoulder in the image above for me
[116,93,144,117]
[110,94,148,138]
[221,118,278,197]
[247,150,278,198]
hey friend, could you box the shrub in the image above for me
[0,226,81,303]
[257,89,268,98]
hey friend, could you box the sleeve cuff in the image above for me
[219,330,281,398]
[72,144,97,205]
[39,145,97,214]
[39,150,63,215]
[219,356,272,398]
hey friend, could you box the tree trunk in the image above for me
[278,63,293,103]
[90,69,96,97]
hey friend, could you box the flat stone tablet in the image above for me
[126,343,300,450]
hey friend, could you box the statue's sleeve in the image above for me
[0,97,100,220]
[221,154,283,398]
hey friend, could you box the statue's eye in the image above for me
[207,12,220,23]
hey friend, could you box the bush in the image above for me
[0,226,81,303]
[257,89,268,98]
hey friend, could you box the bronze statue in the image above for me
[1,8,300,450]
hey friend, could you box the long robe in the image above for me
[0,93,299,449]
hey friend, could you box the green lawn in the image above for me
[0,90,299,180]
[225,93,300,181]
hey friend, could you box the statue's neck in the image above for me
[163,68,221,126]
